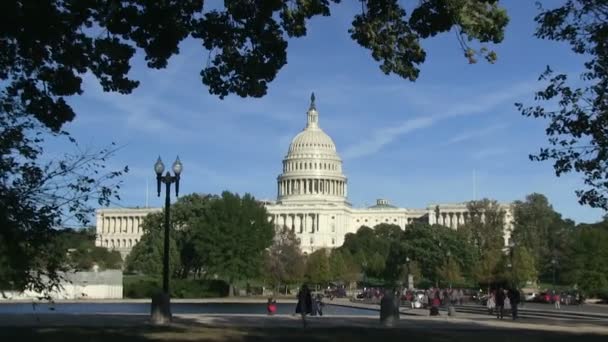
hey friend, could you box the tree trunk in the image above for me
[228,283,234,297]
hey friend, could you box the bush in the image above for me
[124,276,229,298]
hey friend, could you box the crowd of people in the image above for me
[266,283,578,327]
[485,287,521,320]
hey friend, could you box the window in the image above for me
[356,219,360,222]
[332,238,335,245]
[331,216,335,219]
[310,237,314,244]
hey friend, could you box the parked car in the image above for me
[532,292,552,303]
[523,291,537,302]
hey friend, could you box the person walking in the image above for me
[487,292,496,315]
[553,292,561,309]
[495,287,505,320]
[508,288,520,320]
[315,294,324,316]
[295,284,313,327]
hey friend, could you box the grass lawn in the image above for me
[1,325,607,342]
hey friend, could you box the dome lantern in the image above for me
[277,93,348,205]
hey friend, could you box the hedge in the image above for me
[124,276,229,298]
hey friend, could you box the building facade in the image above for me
[95,94,513,256]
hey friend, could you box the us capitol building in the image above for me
[95,94,514,257]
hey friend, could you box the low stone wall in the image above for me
[1,270,123,300]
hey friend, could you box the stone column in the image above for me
[295,214,301,234]
[96,213,103,237]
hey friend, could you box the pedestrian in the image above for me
[267,297,277,315]
[315,294,324,316]
[508,288,520,320]
[487,291,496,315]
[553,292,561,309]
[430,291,441,316]
[295,284,313,327]
[495,287,505,320]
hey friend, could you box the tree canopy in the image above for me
[517,0,608,210]
[125,191,275,293]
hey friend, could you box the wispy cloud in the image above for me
[471,147,509,160]
[446,123,509,145]
[341,81,536,160]
[342,116,435,159]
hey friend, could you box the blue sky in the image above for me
[55,1,604,224]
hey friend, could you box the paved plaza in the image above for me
[1,298,608,341]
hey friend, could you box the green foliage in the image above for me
[124,212,180,276]
[472,249,503,286]
[125,191,274,289]
[509,246,538,288]
[511,194,572,279]
[459,199,506,255]
[53,227,122,271]
[263,226,305,291]
[191,192,275,284]
[516,0,608,210]
[123,275,229,299]
[562,223,608,296]
[350,0,508,79]
[305,249,331,285]
[436,258,464,288]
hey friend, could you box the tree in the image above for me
[472,249,503,287]
[516,0,608,210]
[263,226,305,294]
[0,140,125,295]
[511,193,572,280]
[189,191,274,294]
[124,212,180,276]
[55,227,122,271]
[459,199,506,255]
[508,246,538,288]
[305,249,331,287]
[436,258,464,288]
[383,222,476,286]
[562,223,608,296]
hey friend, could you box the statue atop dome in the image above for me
[307,92,319,128]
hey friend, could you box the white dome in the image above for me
[289,127,337,154]
[277,93,348,205]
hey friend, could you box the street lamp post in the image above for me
[405,257,411,290]
[151,156,182,324]
[446,250,452,289]
[508,240,515,288]
[551,258,557,291]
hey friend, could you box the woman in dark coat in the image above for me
[296,284,313,327]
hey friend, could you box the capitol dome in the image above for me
[277,93,348,204]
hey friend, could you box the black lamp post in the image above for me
[151,156,182,324]
[508,240,515,287]
[446,250,452,289]
[405,257,411,289]
[551,258,557,291]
